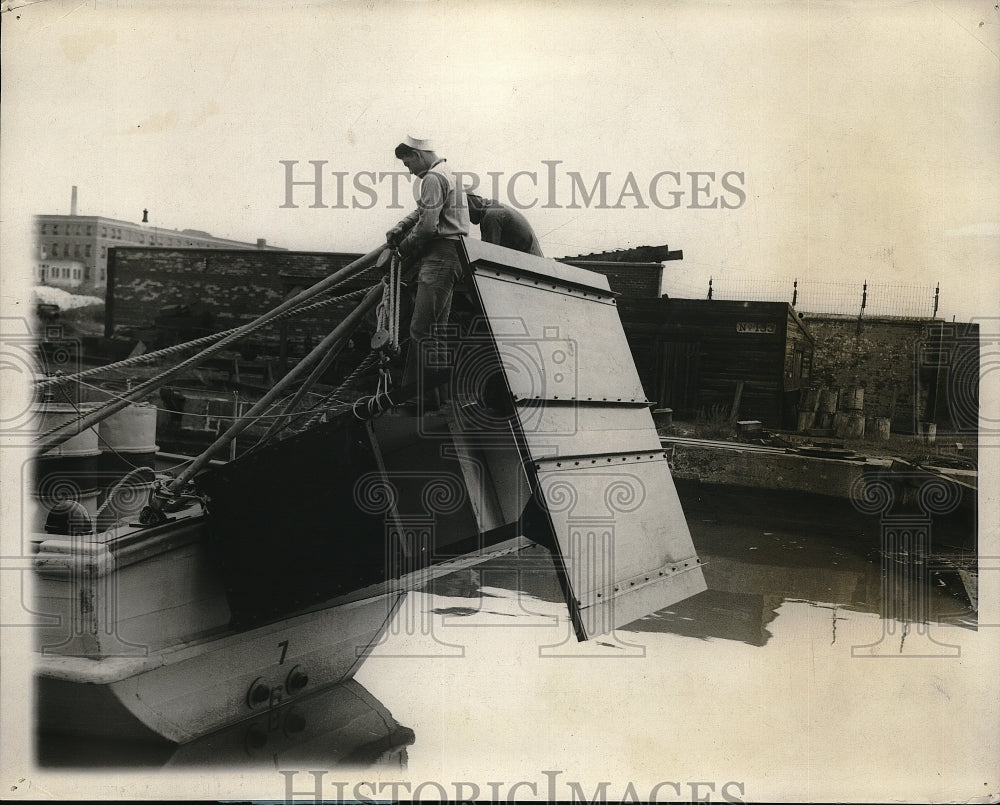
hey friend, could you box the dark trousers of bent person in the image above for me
[401,239,463,409]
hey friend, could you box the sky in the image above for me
[1,0,998,322]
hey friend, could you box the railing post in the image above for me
[855,280,868,340]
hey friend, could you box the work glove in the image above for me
[386,225,405,248]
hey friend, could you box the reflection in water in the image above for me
[665,483,976,646]
[471,483,977,648]
[36,679,413,769]
[352,482,984,796]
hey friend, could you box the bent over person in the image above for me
[386,135,470,411]
[466,192,544,257]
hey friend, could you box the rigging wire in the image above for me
[35,281,377,390]
[34,281,380,447]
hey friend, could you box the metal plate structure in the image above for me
[460,240,707,640]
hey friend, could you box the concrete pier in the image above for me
[662,436,892,500]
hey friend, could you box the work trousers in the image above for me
[401,239,463,402]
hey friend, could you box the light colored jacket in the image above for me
[397,159,470,258]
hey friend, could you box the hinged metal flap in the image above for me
[461,241,706,640]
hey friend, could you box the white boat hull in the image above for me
[33,498,531,744]
[37,592,403,744]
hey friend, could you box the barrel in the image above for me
[651,408,673,429]
[796,411,815,432]
[800,386,821,413]
[97,403,159,504]
[818,388,839,414]
[834,411,865,439]
[845,412,865,439]
[867,416,891,441]
[842,385,864,412]
[31,403,101,534]
[919,421,937,445]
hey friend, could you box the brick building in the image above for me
[34,187,282,292]
[560,244,683,298]
[34,259,85,289]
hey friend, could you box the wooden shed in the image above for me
[616,298,815,429]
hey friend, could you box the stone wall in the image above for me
[801,314,979,437]
[106,247,373,364]
[104,247,377,372]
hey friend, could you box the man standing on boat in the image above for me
[466,192,544,257]
[386,135,470,412]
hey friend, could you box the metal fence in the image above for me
[663,275,940,319]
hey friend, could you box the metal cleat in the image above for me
[139,478,206,525]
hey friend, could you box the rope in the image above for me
[35,282,376,390]
[34,283,379,446]
[92,466,157,533]
[370,252,404,406]
[391,252,402,349]
[288,350,381,430]
[74,376,304,425]
[244,350,381,451]
[352,389,397,420]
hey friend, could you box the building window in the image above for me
[85,245,92,257]
[86,225,93,236]
[74,244,81,258]
[41,224,48,235]
[139,234,145,244]
[101,226,107,237]
[84,267,91,280]
[99,268,106,281]
[50,244,58,257]
[73,267,81,279]
[100,246,106,258]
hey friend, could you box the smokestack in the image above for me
[70,186,78,216]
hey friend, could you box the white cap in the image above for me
[395,135,436,156]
